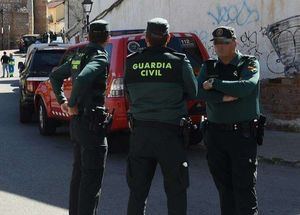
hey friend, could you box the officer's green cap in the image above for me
[210,26,236,41]
[146,17,169,37]
[90,20,110,33]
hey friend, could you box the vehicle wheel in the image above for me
[38,101,56,136]
[107,132,129,153]
[19,100,32,123]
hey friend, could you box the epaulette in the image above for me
[95,50,108,59]
[165,47,186,58]
[127,51,140,59]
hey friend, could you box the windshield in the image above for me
[127,36,204,75]
[30,50,65,76]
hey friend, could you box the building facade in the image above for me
[0,0,47,50]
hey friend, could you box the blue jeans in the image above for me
[2,63,9,77]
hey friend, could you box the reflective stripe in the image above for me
[26,77,49,81]
[71,60,81,70]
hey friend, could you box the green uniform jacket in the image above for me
[49,42,108,111]
[197,52,260,123]
[124,46,198,125]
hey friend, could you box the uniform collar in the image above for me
[87,42,106,52]
[217,51,242,66]
[146,46,169,52]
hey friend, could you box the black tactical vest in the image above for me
[205,55,255,81]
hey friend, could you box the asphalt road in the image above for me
[0,55,299,214]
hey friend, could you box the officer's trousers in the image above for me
[126,121,189,215]
[69,116,108,215]
[205,126,258,215]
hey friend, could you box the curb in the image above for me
[258,156,300,168]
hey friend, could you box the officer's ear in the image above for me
[145,36,150,47]
[165,33,171,45]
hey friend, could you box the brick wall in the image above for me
[0,0,30,49]
[260,75,300,131]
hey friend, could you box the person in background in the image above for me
[1,51,10,78]
[8,53,15,77]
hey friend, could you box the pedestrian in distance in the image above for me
[197,26,262,215]
[1,51,10,78]
[124,17,198,215]
[49,20,111,215]
[8,53,15,77]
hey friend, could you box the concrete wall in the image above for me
[47,3,64,33]
[90,0,300,79]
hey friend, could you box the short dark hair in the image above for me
[146,32,169,47]
[89,31,109,44]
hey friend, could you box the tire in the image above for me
[107,132,129,153]
[38,101,56,136]
[19,100,32,123]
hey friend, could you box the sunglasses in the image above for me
[213,39,233,45]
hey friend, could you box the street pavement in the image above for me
[0,54,299,214]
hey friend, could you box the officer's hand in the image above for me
[223,95,238,102]
[60,102,69,114]
[68,106,78,116]
[203,79,213,90]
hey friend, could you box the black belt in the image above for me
[208,121,253,131]
[134,120,180,130]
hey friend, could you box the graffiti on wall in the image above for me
[207,0,259,26]
[239,29,263,60]
[193,30,215,56]
[195,0,300,77]
[265,15,300,76]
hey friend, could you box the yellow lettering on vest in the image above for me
[149,70,155,76]
[141,70,146,76]
[144,63,150,69]
[156,62,162,69]
[133,63,138,70]
[166,63,172,69]
[138,63,144,69]
[151,62,156,68]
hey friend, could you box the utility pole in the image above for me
[0,8,3,50]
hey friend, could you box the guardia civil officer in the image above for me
[124,18,197,215]
[49,20,110,215]
[198,26,260,215]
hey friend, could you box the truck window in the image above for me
[29,50,66,76]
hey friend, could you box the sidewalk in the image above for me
[258,129,300,167]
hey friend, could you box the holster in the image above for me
[180,117,196,148]
[127,113,134,132]
[253,115,266,145]
[200,118,208,135]
[86,106,114,133]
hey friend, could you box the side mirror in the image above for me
[18,62,25,72]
